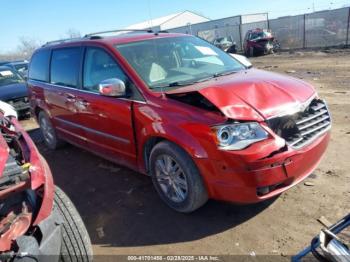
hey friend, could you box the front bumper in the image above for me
[195,131,330,203]
[7,118,62,260]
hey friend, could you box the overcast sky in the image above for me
[1,0,349,53]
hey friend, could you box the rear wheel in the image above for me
[38,111,65,150]
[54,186,93,262]
[150,141,208,213]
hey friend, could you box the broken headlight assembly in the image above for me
[213,122,268,150]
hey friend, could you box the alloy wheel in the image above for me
[40,116,54,145]
[154,154,188,203]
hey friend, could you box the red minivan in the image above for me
[28,31,331,212]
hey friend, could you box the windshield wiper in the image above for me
[150,81,197,90]
[213,70,237,78]
[150,71,238,90]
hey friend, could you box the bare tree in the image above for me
[17,37,42,59]
[0,52,22,61]
[1,29,81,62]
[66,28,81,38]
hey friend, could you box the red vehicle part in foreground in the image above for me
[0,113,92,261]
[0,115,54,253]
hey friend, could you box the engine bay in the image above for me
[0,116,34,253]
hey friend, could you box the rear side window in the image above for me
[51,48,81,88]
[29,49,50,82]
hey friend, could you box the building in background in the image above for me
[125,10,210,32]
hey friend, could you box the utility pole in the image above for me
[312,1,315,12]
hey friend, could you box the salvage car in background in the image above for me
[0,107,92,261]
[243,28,279,56]
[0,66,30,118]
[213,36,237,54]
[28,31,331,213]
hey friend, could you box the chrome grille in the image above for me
[267,99,331,149]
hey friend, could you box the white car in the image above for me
[0,100,18,118]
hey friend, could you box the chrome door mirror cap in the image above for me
[99,78,126,97]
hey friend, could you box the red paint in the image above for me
[10,118,54,224]
[243,29,275,56]
[0,203,32,251]
[28,33,330,204]
[0,116,54,251]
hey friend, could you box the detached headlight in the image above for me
[213,122,268,150]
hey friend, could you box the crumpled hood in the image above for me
[0,83,28,101]
[167,69,316,121]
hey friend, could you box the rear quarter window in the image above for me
[29,49,50,82]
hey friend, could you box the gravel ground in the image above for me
[21,49,350,260]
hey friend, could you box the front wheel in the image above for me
[150,141,208,213]
[54,186,93,262]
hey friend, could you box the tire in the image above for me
[149,141,208,213]
[54,186,93,262]
[38,111,65,150]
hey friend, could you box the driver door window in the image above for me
[83,47,127,93]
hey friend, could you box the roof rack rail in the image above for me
[42,37,85,47]
[85,29,153,37]
[41,28,164,48]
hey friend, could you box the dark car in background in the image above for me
[0,66,30,118]
[3,60,29,79]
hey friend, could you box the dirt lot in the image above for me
[21,49,350,259]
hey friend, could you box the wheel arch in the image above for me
[140,129,208,175]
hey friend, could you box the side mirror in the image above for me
[229,54,253,68]
[99,78,126,97]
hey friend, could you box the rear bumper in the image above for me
[195,131,330,203]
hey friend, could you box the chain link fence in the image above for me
[169,7,350,51]
[305,8,349,48]
[197,25,241,51]
[269,15,305,49]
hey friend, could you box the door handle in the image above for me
[64,93,76,102]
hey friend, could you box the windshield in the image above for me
[116,36,245,91]
[0,68,24,86]
[250,31,272,40]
